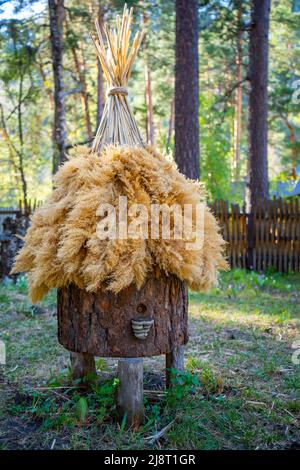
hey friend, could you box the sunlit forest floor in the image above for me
[0,270,299,450]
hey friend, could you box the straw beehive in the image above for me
[12,4,227,304]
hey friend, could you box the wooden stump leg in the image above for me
[117,358,144,430]
[166,345,185,389]
[70,352,96,385]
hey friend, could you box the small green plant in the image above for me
[8,374,121,431]
[89,377,120,422]
[15,275,28,293]
[285,400,300,412]
[166,369,200,407]
[0,293,9,303]
[186,356,207,372]
[95,358,107,371]
[201,367,223,394]
[143,403,162,431]
[76,397,89,424]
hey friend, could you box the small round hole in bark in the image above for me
[136,303,147,314]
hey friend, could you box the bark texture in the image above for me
[57,275,188,357]
[70,352,96,380]
[247,0,270,211]
[165,345,185,388]
[246,0,270,269]
[174,0,200,179]
[233,3,243,181]
[48,0,67,171]
[117,358,144,429]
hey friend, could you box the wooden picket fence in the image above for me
[0,198,42,233]
[211,198,300,273]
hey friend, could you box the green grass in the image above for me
[0,270,299,450]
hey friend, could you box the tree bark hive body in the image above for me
[57,274,188,357]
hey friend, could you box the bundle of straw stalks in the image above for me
[91,4,144,150]
[12,4,227,304]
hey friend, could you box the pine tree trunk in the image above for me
[233,4,243,182]
[48,0,67,172]
[247,0,270,211]
[246,0,270,270]
[174,0,200,180]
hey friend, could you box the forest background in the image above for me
[0,0,299,207]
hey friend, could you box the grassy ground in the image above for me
[0,270,299,450]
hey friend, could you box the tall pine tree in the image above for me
[174,0,200,179]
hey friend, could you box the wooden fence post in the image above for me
[117,358,144,429]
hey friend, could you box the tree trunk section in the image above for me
[48,0,67,172]
[165,345,185,388]
[233,3,243,182]
[117,358,144,429]
[57,274,188,357]
[70,352,96,382]
[247,0,270,211]
[174,0,200,180]
[246,0,270,270]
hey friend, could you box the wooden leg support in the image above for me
[166,345,185,389]
[117,358,144,430]
[70,352,96,386]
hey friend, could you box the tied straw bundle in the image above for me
[91,4,144,150]
[12,4,228,304]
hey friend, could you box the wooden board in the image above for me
[57,274,188,357]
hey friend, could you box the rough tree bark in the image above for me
[57,275,188,357]
[174,0,200,180]
[246,0,270,270]
[233,2,243,182]
[247,0,270,211]
[70,352,96,382]
[117,358,144,429]
[172,0,200,371]
[165,345,185,388]
[48,0,67,173]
